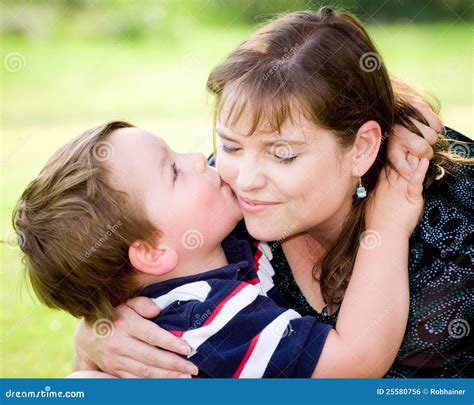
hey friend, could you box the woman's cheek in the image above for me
[216,156,237,187]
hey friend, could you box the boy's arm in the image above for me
[313,159,428,378]
[312,228,409,377]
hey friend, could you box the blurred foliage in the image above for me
[1,0,473,41]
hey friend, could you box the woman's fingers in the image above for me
[126,296,161,319]
[120,339,198,375]
[115,356,193,379]
[117,305,192,356]
[408,158,429,202]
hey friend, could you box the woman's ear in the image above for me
[128,241,178,277]
[351,120,382,177]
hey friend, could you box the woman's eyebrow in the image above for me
[215,126,239,142]
[260,138,307,146]
[216,126,305,146]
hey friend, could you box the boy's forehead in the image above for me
[112,127,169,151]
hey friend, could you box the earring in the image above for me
[356,177,367,198]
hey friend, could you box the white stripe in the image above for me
[184,284,260,356]
[256,243,275,293]
[151,281,211,311]
[258,242,273,261]
[239,309,301,378]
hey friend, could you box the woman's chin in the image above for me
[243,220,282,242]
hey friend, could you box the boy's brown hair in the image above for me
[12,121,160,323]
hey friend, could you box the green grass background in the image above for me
[1,20,472,377]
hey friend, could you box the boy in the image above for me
[13,121,428,377]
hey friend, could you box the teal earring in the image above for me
[356,177,367,198]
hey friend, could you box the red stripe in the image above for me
[169,330,184,337]
[203,282,248,327]
[253,247,263,272]
[233,332,261,378]
[247,277,260,285]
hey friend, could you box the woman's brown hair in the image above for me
[12,121,160,323]
[207,7,471,307]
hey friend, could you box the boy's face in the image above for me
[108,127,242,257]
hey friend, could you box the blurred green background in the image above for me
[1,0,473,377]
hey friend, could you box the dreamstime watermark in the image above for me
[359,52,382,72]
[449,141,470,159]
[3,52,26,72]
[5,386,85,399]
[351,308,389,348]
[189,309,212,330]
[269,317,295,339]
[181,229,204,250]
[262,44,300,81]
[270,220,300,250]
[82,221,122,260]
[92,141,115,161]
[182,53,202,71]
[92,318,114,339]
[359,230,381,250]
[270,140,294,160]
[3,229,26,249]
[448,318,470,339]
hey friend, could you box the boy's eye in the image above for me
[221,145,240,154]
[172,162,179,182]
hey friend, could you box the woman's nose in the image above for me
[236,158,266,192]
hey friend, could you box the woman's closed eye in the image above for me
[273,153,298,164]
[221,144,241,154]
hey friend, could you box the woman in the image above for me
[74,8,472,378]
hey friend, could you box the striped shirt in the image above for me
[137,235,332,378]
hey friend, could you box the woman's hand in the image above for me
[388,102,443,180]
[74,297,199,378]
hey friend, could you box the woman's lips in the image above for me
[238,196,281,214]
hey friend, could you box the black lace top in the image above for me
[269,128,473,378]
[209,127,473,378]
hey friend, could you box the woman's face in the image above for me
[215,104,359,243]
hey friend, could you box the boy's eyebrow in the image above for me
[159,146,169,177]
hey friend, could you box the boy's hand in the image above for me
[366,158,429,236]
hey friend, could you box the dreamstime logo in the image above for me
[359,230,381,250]
[359,52,382,72]
[448,318,470,339]
[4,52,26,72]
[182,53,202,71]
[270,141,293,160]
[4,229,26,249]
[92,318,114,339]
[269,318,295,339]
[92,141,114,161]
[82,221,122,260]
[181,229,204,250]
[449,141,470,159]
[262,44,300,81]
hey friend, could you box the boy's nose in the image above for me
[191,153,208,173]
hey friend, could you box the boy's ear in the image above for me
[350,120,382,177]
[128,241,178,276]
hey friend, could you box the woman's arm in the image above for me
[73,297,199,378]
[313,159,429,377]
